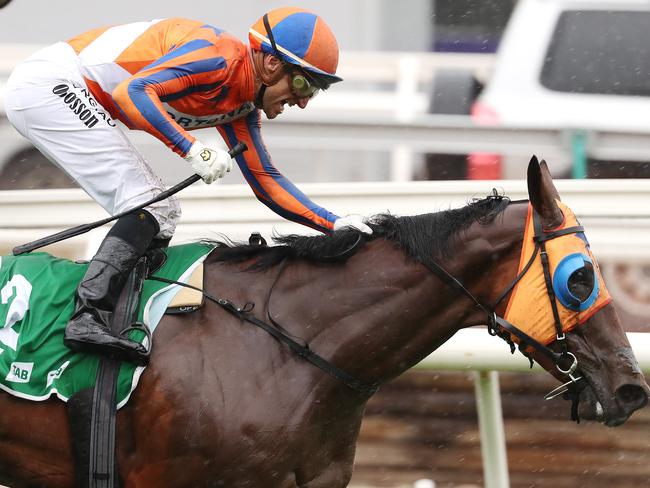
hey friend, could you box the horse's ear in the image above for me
[539,159,561,201]
[527,156,563,228]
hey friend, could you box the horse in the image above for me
[0,157,647,488]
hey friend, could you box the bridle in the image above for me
[151,199,590,414]
[418,198,587,419]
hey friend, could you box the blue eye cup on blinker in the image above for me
[552,252,600,311]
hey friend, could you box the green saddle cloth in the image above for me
[0,242,214,408]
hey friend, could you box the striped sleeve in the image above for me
[111,40,228,157]
[217,111,339,234]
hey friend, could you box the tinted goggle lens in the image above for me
[291,73,319,98]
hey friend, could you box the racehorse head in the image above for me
[490,157,649,426]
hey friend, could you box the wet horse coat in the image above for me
[0,159,647,487]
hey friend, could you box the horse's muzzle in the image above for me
[579,381,649,426]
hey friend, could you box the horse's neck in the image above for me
[278,210,524,388]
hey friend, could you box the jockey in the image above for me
[3,7,372,366]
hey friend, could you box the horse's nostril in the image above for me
[616,384,649,410]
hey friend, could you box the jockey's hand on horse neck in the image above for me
[185,140,233,184]
[334,215,373,234]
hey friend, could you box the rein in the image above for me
[149,274,380,397]
[151,234,376,397]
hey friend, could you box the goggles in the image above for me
[288,69,320,99]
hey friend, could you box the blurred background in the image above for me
[1,1,650,487]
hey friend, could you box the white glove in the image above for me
[333,215,373,234]
[184,140,233,184]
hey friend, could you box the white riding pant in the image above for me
[3,42,181,239]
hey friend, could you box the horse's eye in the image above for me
[568,262,595,302]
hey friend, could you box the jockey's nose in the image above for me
[297,97,309,109]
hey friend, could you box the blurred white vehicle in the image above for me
[469,0,650,179]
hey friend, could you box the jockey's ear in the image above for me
[252,51,284,86]
[265,53,283,72]
[261,53,284,83]
[527,155,563,229]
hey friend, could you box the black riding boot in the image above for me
[64,210,159,365]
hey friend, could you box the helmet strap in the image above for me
[252,14,279,109]
[254,83,267,109]
[263,14,280,56]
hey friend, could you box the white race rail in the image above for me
[1,179,649,261]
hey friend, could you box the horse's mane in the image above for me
[205,192,512,271]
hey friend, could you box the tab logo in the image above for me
[6,361,33,383]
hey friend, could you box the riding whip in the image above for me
[13,142,248,255]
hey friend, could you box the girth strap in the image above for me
[88,256,149,488]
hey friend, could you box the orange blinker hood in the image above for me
[503,201,612,346]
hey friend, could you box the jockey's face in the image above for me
[261,67,311,119]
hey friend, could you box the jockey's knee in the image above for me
[148,197,181,240]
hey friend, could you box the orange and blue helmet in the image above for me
[249,7,342,88]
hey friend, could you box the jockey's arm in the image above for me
[110,45,230,158]
[217,111,339,234]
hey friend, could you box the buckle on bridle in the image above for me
[544,351,581,400]
[556,351,577,375]
[487,312,499,336]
